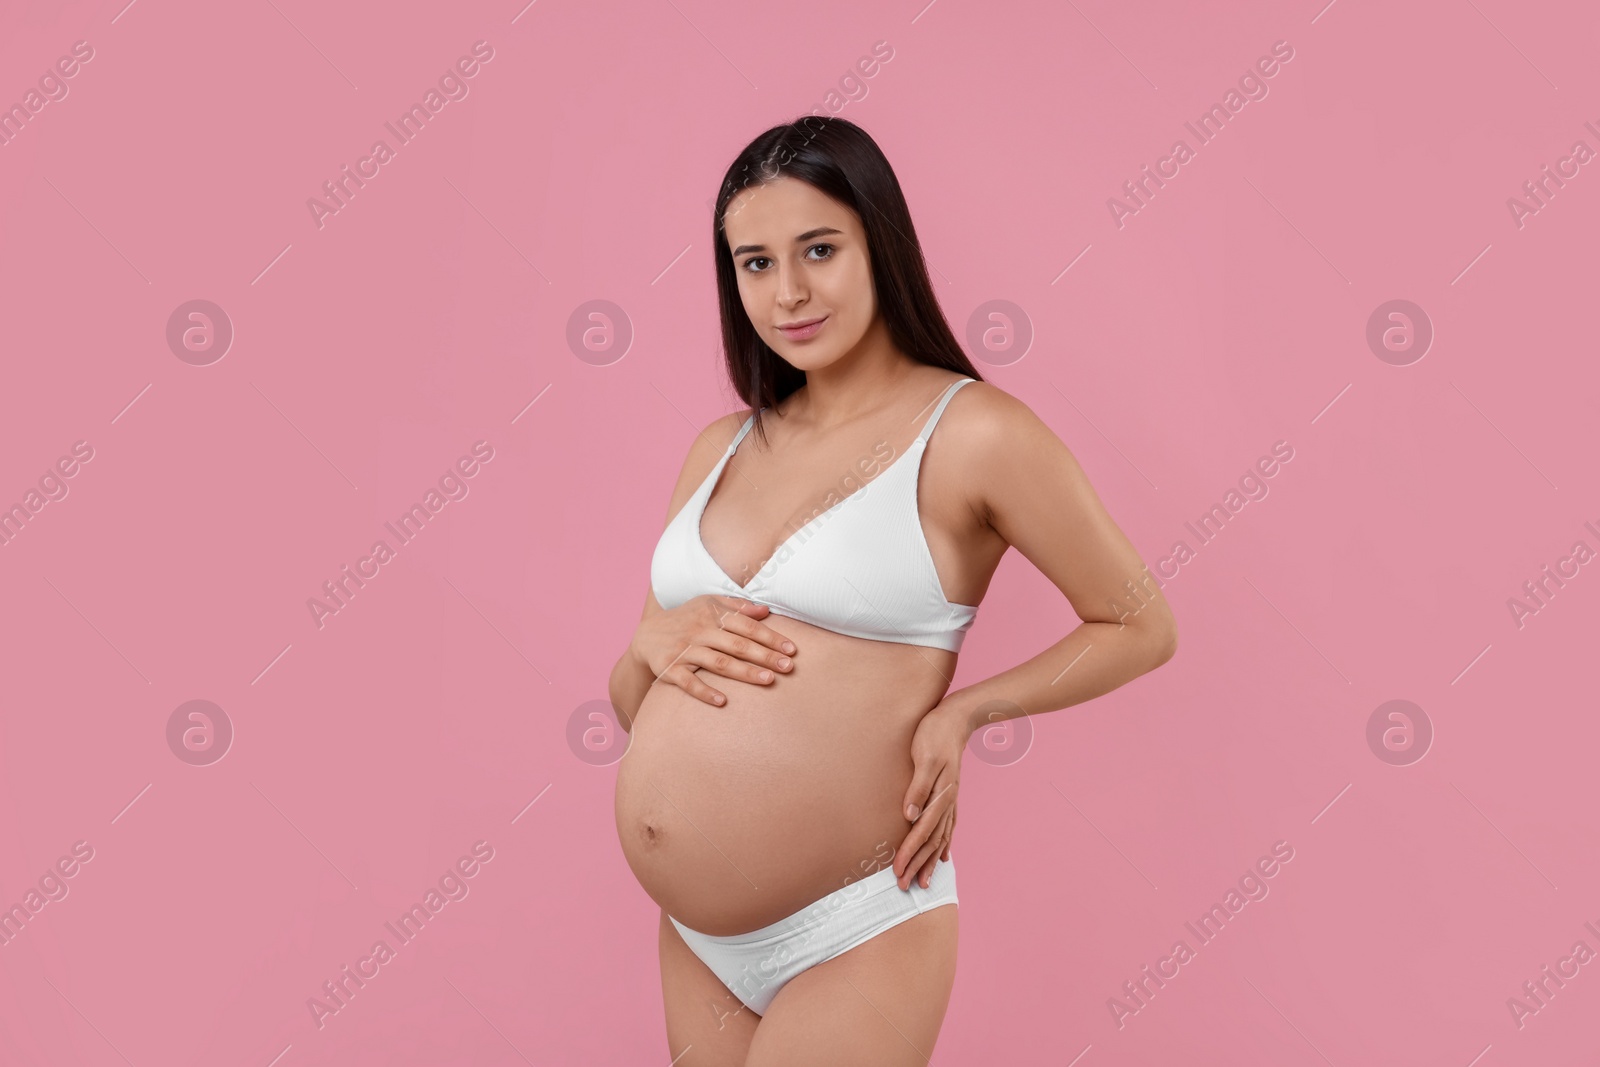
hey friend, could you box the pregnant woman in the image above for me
[611,118,1178,1065]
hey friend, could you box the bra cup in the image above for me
[649,473,735,607]
[649,379,980,650]
[751,461,955,641]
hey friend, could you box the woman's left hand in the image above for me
[894,702,972,891]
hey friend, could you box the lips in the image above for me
[776,316,827,340]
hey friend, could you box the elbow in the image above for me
[607,660,640,733]
[609,691,637,735]
[610,690,640,736]
[1148,619,1178,670]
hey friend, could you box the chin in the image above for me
[779,351,843,372]
[787,355,851,375]
[773,336,861,373]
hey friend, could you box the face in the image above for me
[723,176,877,372]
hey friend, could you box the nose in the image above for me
[775,260,808,308]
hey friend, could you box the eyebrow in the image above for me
[730,227,844,256]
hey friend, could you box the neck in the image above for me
[790,325,924,430]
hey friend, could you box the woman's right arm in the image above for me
[608,610,659,734]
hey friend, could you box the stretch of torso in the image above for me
[615,375,993,935]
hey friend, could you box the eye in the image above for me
[739,244,836,274]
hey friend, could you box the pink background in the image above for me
[2,0,1598,1063]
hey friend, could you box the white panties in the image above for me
[668,856,959,1015]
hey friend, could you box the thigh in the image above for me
[658,908,760,1066]
[745,904,959,1067]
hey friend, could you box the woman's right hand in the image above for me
[631,595,797,706]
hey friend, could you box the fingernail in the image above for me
[777,657,791,669]
[782,641,796,654]
[758,670,773,682]
[906,804,920,820]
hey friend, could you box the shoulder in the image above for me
[936,378,1086,495]
[699,406,756,454]
[679,405,757,481]
[939,378,1058,455]
[937,380,1104,532]
[658,405,756,525]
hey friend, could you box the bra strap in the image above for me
[916,378,975,445]
[725,411,758,454]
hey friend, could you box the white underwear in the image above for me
[668,856,959,1016]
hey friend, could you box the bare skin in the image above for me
[611,176,1178,1064]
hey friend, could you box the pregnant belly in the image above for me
[614,614,958,936]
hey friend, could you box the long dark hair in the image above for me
[712,116,983,445]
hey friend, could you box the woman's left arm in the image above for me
[894,385,1180,890]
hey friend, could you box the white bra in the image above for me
[650,377,979,652]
